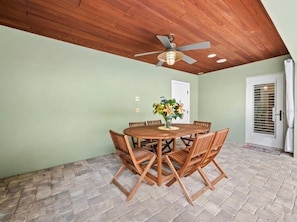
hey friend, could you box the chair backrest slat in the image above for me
[180,132,216,173]
[203,128,229,166]
[110,130,136,164]
[128,121,147,148]
[191,132,216,158]
[193,121,211,133]
[129,121,146,127]
[147,120,162,126]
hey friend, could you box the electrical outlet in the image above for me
[135,108,140,113]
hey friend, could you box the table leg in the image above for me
[157,138,162,186]
[173,138,176,151]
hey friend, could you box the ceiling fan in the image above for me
[134,34,210,66]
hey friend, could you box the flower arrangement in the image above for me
[152,96,184,126]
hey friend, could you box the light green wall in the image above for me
[0,26,199,178]
[261,0,297,157]
[198,55,291,143]
[0,23,293,179]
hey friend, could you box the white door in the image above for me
[246,73,284,148]
[171,80,190,123]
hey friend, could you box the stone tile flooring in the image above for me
[1,141,297,222]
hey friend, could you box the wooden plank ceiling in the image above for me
[0,0,288,75]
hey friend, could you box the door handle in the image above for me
[274,110,282,121]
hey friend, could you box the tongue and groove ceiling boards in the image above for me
[0,0,288,74]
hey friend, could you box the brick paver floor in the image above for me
[1,141,297,221]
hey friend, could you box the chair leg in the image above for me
[149,142,158,153]
[111,157,157,201]
[210,159,228,186]
[180,136,193,147]
[126,155,156,201]
[162,139,173,153]
[110,164,126,184]
[139,159,156,186]
[165,156,194,206]
[166,176,177,187]
[190,181,212,201]
[110,165,131,197]
[197,166,215,191]
[172,165,213,202]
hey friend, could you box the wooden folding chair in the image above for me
[201,128,229,187]
[147,120,173,153]
[129,121,157,150]
[181,121,211,147]
[165,132,216,205]
[109,130,157,201]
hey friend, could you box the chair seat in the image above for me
[168,150,205,173]
[121,148,155,164]
[133,148,156,163]
[167,150,188,164]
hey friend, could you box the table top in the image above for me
[123,123,208,140]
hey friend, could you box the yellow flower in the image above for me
[165,104,173,115]
[153,97,184,119]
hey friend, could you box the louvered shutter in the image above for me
[253,83,275,135]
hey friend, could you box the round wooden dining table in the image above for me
[123,123,209,186]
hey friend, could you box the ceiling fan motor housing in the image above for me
[168,33,175,42]
[170,42,176,49]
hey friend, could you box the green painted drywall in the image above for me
[261,0,297,157]
[0,21,293,178]
[0,25,199,178]
[198,55,291,144]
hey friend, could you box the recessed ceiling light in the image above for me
[208,53,216,58]
[216,58,227,63]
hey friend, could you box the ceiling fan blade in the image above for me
[182,54,197,64]
[156,60,164,67]
[156,35,173,49]
[134,50,163,57]
[176,41,210,51]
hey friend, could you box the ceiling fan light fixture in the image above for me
[157,50,184,66]
[166,50,176,65]
[175,51,184,62]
